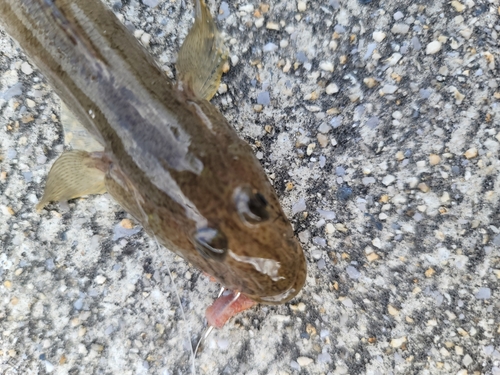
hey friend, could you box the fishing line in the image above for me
[153,235,197,375]
[129,185,196,374]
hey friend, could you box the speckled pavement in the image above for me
[1,0,500,374]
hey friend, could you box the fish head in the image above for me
[183,122,307,305]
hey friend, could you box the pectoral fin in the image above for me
[36,150,108,211]
[176,0,228,100]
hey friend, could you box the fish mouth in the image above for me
[240,247,307,305]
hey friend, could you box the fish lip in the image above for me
[243,248,307,305]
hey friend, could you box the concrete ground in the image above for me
[1,0,500,374]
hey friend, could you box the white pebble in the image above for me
[426,40,442,55]
[21,62,33,75]
[297,357,313,366]
[386,53,402,66]
[94,275,106,284]
[462,354,473,367]
[319,61,334,72]
[141,33,151,47]
[380,84,398,94]
[372,238,382,249]
[255,18,264,28]
[297,1,307,12]
[390,337,407,348]
[382,175,396,186]
[392,111,403,119]
[373,31,386,42]
[391,23,410,34]
[325,83,339,95]
[341,298,354,308]
[263,43,278,52]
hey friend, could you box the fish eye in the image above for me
[234,186,270,225]
[194,227,228,261]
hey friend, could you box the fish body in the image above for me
[0,0,306,325]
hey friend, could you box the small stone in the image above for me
[392,111,403,120]
[462,354,473,366]
[346,266,360,280]
[218,83,228,94]
[319,61,334,72]
[95,275,106,285]
[388,305,399,316]
[120,219,134,229]
[373,31,386,42]
[325,223,335,234]
[426,41,442,54]
[460,28,472,39]
[372,238,382,249]
[266,22,280,30]
[317,134,328,148]
[366,252,379,262]
[418,183,429,193]
[341,297,354,308]
[464,147,478,159]
[335,223,348,233]
[21,62,33,75]
[257,92,271,105]
[425,268,435,277]
[317,352,331,364]
[140,32,151,46]
[429,154,441,165]
[382,175,396,186]
[393,11,404,20]
[142,0,159,6]
[451,0,465,12]
[475,287,491,299]
[325,83,339,94]
[306,143,315,156]
[292,198,306,214]
[380,84,398,95]
[385,53,402,66]
[364,77,378,88]
[457,328,468,337]
[390,337,407,348]
[391,23,410,34]
[440,192,450,203]
[263,43,278,52]
[218,2,230,20]
[297,357,313,367]
[297,1,307,11]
